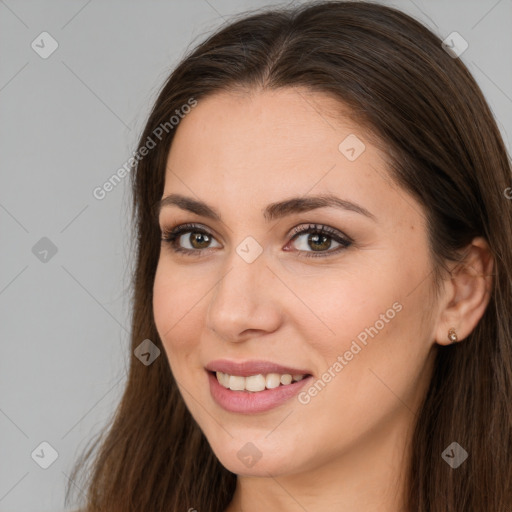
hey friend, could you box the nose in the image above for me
[206,248,282,343]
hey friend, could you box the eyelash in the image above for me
[160,222,352,259]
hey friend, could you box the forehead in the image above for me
[169,87,361,149]
[160,88,419,231]
[165,88,381,185]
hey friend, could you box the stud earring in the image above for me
[448,327,458,343]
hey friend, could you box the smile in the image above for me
[205,360,313,413]
[215,371,306,392]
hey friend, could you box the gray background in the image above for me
[1,0,511,511]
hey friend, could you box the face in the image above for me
[153,88,439,478]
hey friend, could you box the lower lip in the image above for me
[207,371,312,413]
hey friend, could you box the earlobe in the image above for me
[434,237,494,346]
[447,327,458,343]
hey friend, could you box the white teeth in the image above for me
[215,371,308,392]
[216,371,229,387]
[280,374,292,385]
[228,375,245,391]
[266,373,281,389]
[245,374,266,392]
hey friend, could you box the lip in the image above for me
[205,359,313,414]
[205,359,312,377]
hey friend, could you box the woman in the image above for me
[67,1,512,510]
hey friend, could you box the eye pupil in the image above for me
[309,233,330,251]
[191,232,210,249]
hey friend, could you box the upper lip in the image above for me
[205,359,312,377]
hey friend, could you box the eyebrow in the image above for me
[155,193,376,223]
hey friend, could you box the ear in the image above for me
[434,237,494,346]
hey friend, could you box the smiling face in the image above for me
[152,87,439,480]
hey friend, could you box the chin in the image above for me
[204,432,306,477]
[215,449,291,477]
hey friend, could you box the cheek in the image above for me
[289,263,400,355]
[295,254,430,396]
[316,280,431,420]
[152,261,204,365]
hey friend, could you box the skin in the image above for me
[152,87,493,512]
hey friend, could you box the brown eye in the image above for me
[287,224,352,258]
[185,232,213,250]
[161,223,221,255]
[161,222,351,259]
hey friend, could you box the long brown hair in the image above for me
[66,1,512,510]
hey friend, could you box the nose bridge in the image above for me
[210,244,267,315]
[206,243,280,339]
